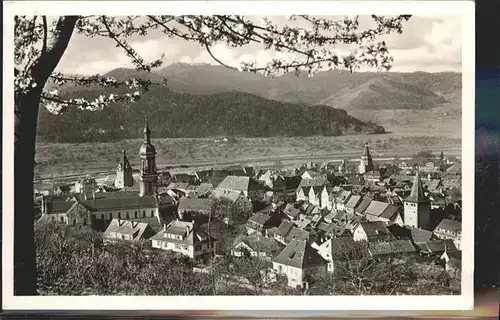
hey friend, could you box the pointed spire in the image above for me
[144,114,151,143]
[406,170,429,203]
[363,142,371,159]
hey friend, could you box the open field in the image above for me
[350,105,462,139]
[35,133,462,182]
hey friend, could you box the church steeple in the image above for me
[406,170,429,203]
[358,142,374,174]
[403,168,431,230]
[363,142,372,159]
[139,116,157,197]
[144,114,151,144]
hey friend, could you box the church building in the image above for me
[403,170,431,230]
[358,142,374,174]
[114,150,134,189]
[139,115,158,197]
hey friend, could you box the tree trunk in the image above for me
[12,15,78,295]
[14,86,43,295]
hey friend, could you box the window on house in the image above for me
[60,216,64,222]
[73,219,76,225]
[126,212,129,219]
[143,210,146,217]
[135,211,138,218]
[151,210,154,217]
[118,212,121,219]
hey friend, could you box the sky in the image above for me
[55,15,462,75]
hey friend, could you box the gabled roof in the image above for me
[410,227,434,243]
[417,239,457,253]
[345,195,362,209]
[434,219,461,233]
[104,219,151,240]
[285,227,310,244]
[358,221,391,237]
[273,240,327,269]
[275,220,294,238]
[364,200,390,217]
[233,233,281,254]
[368,240,417,256]
[335,190,352,203]
[196,183,214,197]
[311,185,326,196]
[294,217,313,229]
[248,212,271,226]
[216,176,250,192]
[299,186,312,195]
[44,199,76,214]
[285,207,301,219]
[346,175,365,186]
[79,194,158,211]
[355,197,372,214]
[405,171,430,203]
[150,220,216,245]
[320,236,357,257]
[178,197,211,212]
[212,189,244,203]
[297,176,328,190]
[379,204,401,220]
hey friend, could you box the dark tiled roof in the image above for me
[285,227,310,244]
[359,221,391,237]
[410,228,434,243]
[275,220,294,238]
[46,200,76,214]
[379,204,401,220]
[248,212,271,226]
[355,197,372,214]
[234,234,281,254]
[273,240,326,269]
[178,197,211,212]
[80,195,158,212]
[368,240,417,256]
[322,237,357,257]
[417,239,457,253]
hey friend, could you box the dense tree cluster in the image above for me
[35,222,459,296]
[37,89,385,143]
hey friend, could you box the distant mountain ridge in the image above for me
[102,63,462,110]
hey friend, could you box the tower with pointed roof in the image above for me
[139,115,158,197]
[403,170,431,230]
[358,142,374,174]
[114,150,134,189]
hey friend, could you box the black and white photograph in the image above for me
[3,0,474,311]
